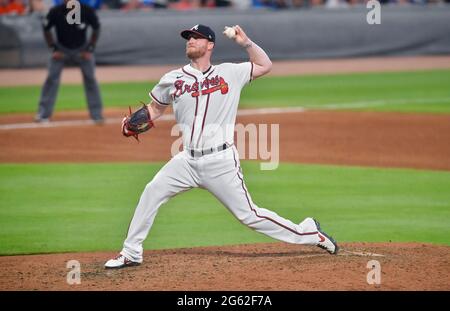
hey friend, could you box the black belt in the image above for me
[187,143,229,158]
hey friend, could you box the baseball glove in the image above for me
[122,103,154,141]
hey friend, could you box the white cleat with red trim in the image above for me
[313,219,339,255]
[105,254,141,269]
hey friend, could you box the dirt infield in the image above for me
[1,109,449,171]
[0,243,449,291]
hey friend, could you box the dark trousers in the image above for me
[37,46,103,120]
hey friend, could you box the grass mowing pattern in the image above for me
[0,162,449,255]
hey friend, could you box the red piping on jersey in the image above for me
[183,68,199,145]
[194,67,216,146]
[205,68,215,78]
[190,98,199,145]
[191,66,217,97]
[231,148,318,237]
[203,65,213,75]
[232,145,238,169]
[196,93,210,147]
[196,68,216,146]
[150,92,170,106]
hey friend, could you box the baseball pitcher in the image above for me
[105,24,338,269]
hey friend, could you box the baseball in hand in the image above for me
[223,26,236,39]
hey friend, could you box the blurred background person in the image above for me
[167,0,200,9]
[35,0,104,123]
[199,0,232,7]
[28,0,47,13]
[228,0,252,9]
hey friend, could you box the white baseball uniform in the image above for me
[120,62,321,263]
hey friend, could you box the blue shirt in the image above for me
[53,0,103,10]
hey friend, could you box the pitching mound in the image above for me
[0,242,448,291]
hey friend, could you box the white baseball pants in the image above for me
[121,146,320,262]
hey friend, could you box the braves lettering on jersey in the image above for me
[150,63,253,150]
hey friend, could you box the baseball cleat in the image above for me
[313,219,339,255]
[104,254,141,269]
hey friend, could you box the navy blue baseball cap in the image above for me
[181,24,215,43]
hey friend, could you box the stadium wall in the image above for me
[1,6,450,68]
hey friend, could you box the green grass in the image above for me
[0,83,151,114]
[0,162,449,255]
[1,70,449,114]
[242,70,450,113]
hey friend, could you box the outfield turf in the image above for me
[0,70,450,114]
[0,162,449,255]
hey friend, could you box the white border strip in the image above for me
[0,107,306,131]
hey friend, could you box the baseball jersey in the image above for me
[150,62,253,150]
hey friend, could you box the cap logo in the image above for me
[192,25,199,31]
